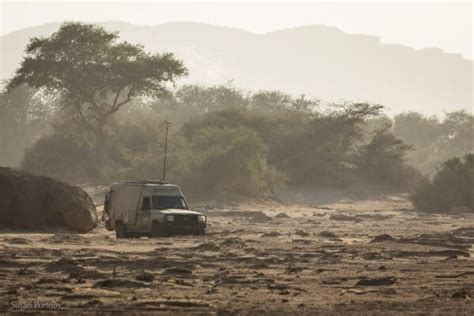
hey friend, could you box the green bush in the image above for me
[357,126,422,189]
[191,128,286,196]
[271,103,385,187]
[118,124,287,199]
[22,134,102,182]
[410,154,474,212]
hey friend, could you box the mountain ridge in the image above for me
[1,21,472,115]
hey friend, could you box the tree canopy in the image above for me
[8,22,187,145]
[410,154,474,212]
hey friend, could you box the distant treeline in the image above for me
[1,83,472,198]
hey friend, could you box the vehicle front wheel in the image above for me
[151,222,166,238]
[115,222,127,239]
[195,227,205,236]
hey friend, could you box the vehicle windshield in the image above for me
[152,196,187,210]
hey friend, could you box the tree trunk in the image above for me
[94,123,108,170]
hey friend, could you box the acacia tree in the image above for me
[8,22,187,161]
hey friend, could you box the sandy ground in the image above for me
[0,188,473,315]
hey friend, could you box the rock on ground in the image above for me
[0,167,97,233]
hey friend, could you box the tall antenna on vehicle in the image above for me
[162,121,172,182]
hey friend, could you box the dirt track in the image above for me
[1,191,473,314]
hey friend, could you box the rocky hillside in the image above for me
[1,21,472,115]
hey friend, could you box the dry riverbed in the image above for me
[0,192,473,314]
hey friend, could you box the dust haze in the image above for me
[0,2,473,314]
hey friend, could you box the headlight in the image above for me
[166,215,174,221]
[198,215,206,223]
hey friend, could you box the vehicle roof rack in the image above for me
[116,180,168,185]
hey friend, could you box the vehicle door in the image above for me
[110,186,142,227]
[137,196,152,230]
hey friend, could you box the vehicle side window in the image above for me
[142,197,151,211]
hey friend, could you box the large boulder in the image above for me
[0,167,97,233]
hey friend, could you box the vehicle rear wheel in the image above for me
[115,222,127,239]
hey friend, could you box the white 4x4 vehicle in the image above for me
[102,181,206,238]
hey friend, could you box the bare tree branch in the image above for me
[112,89,122,108]
[104,87,134,117]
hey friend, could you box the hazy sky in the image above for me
[1,1,472,59]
